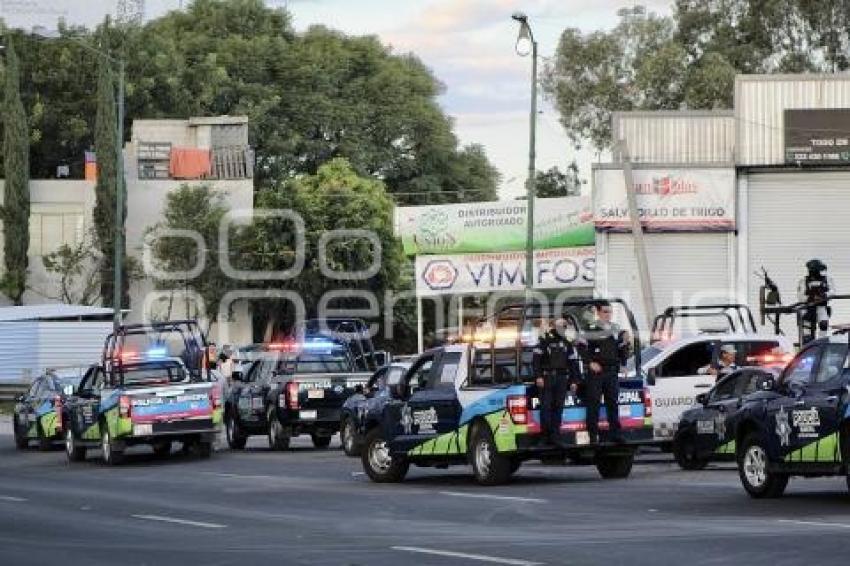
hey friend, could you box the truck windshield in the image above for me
[120,363,190,387]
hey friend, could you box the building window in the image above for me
[29,205,85,256]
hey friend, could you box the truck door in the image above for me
[73,368,104,441]
[767,345,823,462]
[692,372,744,455]
[648,340,718,441]
[781,343,847,464]
[237,361,267,426]
[402,351,464,455]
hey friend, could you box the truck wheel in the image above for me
[362,427,408,483]
[101,427,125,466]
[311,433,332,449]
[65,429,86,462]
[225,412,247,450]
[673,432,709,471]
[341,419,360,457]
[38,424,52,452]
[152,441,172,459]
[469,424,513,486]
[267,408,291,451]
[13,420,28,450]
[596,452,634,479]
[738,433,788,498]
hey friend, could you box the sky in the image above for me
[2,0,673,199]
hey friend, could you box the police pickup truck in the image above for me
[359,300,654,485]
[63,321,222,465]
[224,336,374,450]
[733,331,850,498]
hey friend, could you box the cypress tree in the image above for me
[2,39,30,305]
[93,54,118,307]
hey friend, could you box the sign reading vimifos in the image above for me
[785,109,850,165]
[395,197,594,256]
[593,168,735,232]
[415,247,595,297]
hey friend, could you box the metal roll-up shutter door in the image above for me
[747,171,850,336]
[606,232,732,329]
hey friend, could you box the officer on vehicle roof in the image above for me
[579,302,629,444]
[532,317,581,447]
[798,258,836,343]
[698,344,739,381]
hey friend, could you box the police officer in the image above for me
[532,317,581,447]
[698,345,739,381]
[579,302,629,444]
[797,259,836,342]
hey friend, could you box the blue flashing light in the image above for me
[147,346,169,359]
[301,339,336,351]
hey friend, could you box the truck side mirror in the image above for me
[695,392,709,406]
[646,367,657,386]
[757,374,776,392]
[373,351,391,368]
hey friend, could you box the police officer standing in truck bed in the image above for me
[580,302,630,444]
[532,317,581,447]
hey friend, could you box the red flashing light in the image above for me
[506,395,528,425]
[748,353,793,367]
[268,341,298,353]
[285,382,300,410]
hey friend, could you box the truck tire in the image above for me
[311,433,332,449]
[469,424,513,486]
[65,428,86,462]
[341,418,360,457]
[362,427,408,483]
[595,452,634,479]
[267,407,291,451]
[152,441,172,459]
[101,426,125,466]
[13,419,28,450]
[673,431,709,471]
[738,433,788,498]
[225,412,247,450]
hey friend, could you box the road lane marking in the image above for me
[392,546,542,565]
[0,495,26,502]
[439,491,547,504]
[778,519,850,530]
[131,514,226,529]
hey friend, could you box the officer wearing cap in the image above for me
[699,345,739,381]
[532,317,581,447]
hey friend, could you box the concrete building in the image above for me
[0,115,255,346]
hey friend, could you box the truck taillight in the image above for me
[506,395,528,425]
[210,386,222,409]
[643,389,652,417]
[53,395,63,431]
[286,382,300,410]
[119,395,131,418]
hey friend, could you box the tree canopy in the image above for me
[544,0,850,151]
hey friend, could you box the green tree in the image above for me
[149,184,231,329]
[534,164,585,198]
[93,52,121,308]
[1,39,30,305]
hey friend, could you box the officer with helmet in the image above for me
[798,259,836,343]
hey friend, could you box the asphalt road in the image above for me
[1,431,850,566]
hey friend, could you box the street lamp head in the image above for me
[511,11,528,23]
[512,13,533,57]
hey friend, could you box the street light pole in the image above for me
[512,13,537,294]
[32,27,125,329]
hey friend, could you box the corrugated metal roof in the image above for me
[0,305,115,322]
[735,74,850,165]
[612,111,735,165]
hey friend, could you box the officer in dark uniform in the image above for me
[797,259,836,343]
[532,318,581,447]
[579,302,630,444]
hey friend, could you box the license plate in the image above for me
[307,389,324,399]
[133,424,153,436]
[619,405,632,417]
[576,431,590,445]
[300,410,317,420]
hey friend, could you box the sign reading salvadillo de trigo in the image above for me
[593,168,735,232]
[416,247,595,297]
[396,197,594,255]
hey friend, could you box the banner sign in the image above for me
[396,197,594,256]
[593,168,735,232]
[785,109,850,164]
[415,247,595,297]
